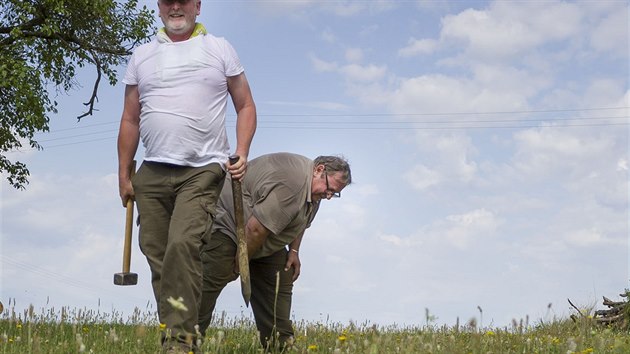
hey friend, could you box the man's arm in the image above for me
[289,230,304,255]
[285,229,305,281]
[244,214,270,259]
[117,84,141,207]
[227,72,256,181]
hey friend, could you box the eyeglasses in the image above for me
[324,169,341,198]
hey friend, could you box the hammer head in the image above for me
[114,272,138,286]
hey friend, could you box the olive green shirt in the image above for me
[212,153,320,258]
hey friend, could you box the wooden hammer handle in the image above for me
[122,160,136,273]
[229,155,251,305]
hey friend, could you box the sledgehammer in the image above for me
[114,160,138,286]
[229,155,251,306]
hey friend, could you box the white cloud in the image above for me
[516,129,585,156]
[327,3,364,17]
[265,100,351,111]
[321,28,337,43]
[338,203,367,231]
[471,64,551,98]
[4,140,38,162]
[408,208,500,250]
[310,58,386,84]
[339,63,387,83]
[345,48,364,63]
[398,38,438,57]
[379,233,404,246]
[358,24,380,37]
[588,4,628,57]
[406,132,478,188]
[440,1,582,61]
[415,0,451,11]
[352,183,379,196]
[512,127,615,179]
[389,74,529,115]
[390,74,475,113]
[404,164,441,190]
[249,0,315,18]
[581,79,627,108]
[310,55,338,73]
[252,0,397,17]
[564,228,605,247]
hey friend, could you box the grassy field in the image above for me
[1,300,629,353]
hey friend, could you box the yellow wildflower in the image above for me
[159,323,167,330]
[308,344,318,351]
[484,330,495,336]
[338,334,347,341]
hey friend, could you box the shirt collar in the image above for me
[156,22,207,43]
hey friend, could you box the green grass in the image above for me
[1,300,629,353]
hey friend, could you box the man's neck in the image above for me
[166,29,194,42]
[159,23,207,43]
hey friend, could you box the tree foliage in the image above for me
[0,0,154,189]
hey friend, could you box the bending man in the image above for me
[198,152,351,351]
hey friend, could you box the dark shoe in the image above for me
[162,341,196,354]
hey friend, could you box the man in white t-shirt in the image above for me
[117,0,256,352]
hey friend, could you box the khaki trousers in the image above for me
[133,161,225,341]
[199,232,295,350]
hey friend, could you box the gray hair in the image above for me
[314,155,352,185]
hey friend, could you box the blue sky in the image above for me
[1,0,628,328]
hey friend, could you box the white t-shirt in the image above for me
[123,34,244,167]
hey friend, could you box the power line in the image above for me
[17,106,629,151]
[49,115,629,133]
[0,255,150,304]
[37,129,119,143]
[253,106,630,117]
[259,122,630,130]
[255,115,629,126]
[35,106,630,134]
[24,120,626,150]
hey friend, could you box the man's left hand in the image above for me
[284,250,301,281]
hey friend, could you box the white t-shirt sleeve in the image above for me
[220,39,244,77]
[122,51,138,85]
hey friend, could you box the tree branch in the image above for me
[77,50,102,121]
[0,5,46,34]
[567,298,585,318]
[13,30,131,56]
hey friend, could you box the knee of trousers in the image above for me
[165,234,203,259]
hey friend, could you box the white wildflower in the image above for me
[167,296,189,312]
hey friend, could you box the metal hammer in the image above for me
[114,160,138,286]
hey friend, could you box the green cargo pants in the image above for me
[133,161,225,342]
[199,232,295,350]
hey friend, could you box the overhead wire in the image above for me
[0,255,150,304]
[14,106,629,150]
